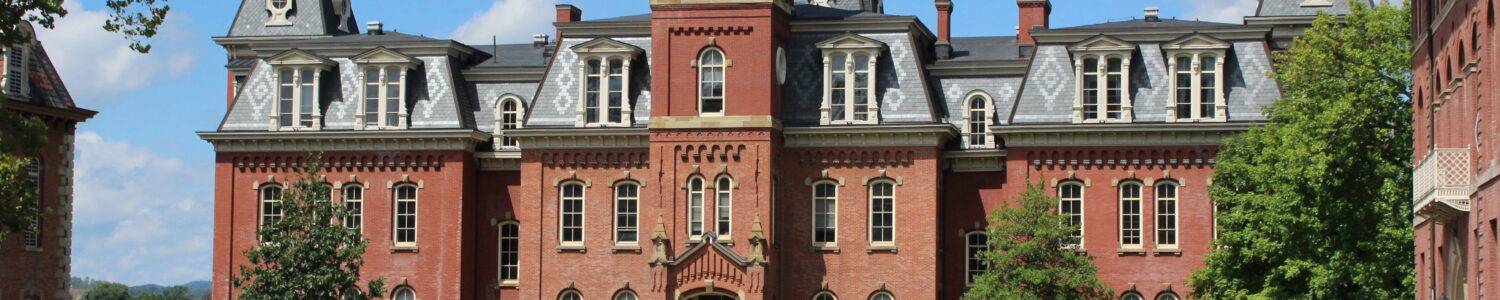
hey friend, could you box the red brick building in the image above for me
[0,22,96,300]
[201,0,1350,299]
[1412,0,1500,299]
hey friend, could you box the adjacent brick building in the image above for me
[202,0,1354,299]
[0,22,96,300]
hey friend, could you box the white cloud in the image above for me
[1180,0,1259,23]
[449,0,558,45]
[33,2,197,106]
[71,131,213,286]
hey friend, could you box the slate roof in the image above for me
[227,0,359,37]
[792,4,891,19]
[14,44,76,110]
[1053,18,1242,31]
[781,32,935,126]
[944,36,1022,62]
[582,13,653,23]
[472,44,549,68]
[1256,0,1373,17]
[285,32,441,45]
[793,0,882,13]
[525,37,655,127]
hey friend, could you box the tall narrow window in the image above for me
[584,59,602,124]
[715,177,732,238]
[688,177,705,240]
[364,67,405,128]
[830,54,848,120]
[497,97,523,149]
[1199,55,1217,119]
[260,186,283,228]
[965,95,991,148]
[615,183,639,244]
[394,185,418,246]
[699,49,726,115]
[966,232,989,285]
[275,68,319,129]
[22,160,40,247]
[1082,58,1100,120]
[607,59,625,123]
[582,58,629,125]
[393,287,415,300]
[869,182,895,245]
[1119,183,1142,248]
[499,222,520,284]
[342,185,363,230]
[1156,182,1179,248]
[1104,57,1124,120]
[813,182,839,246]
[1174,56,1193,119]
[1059,182,1084,244]
[560,183,585,245]
[1079,56,1128,122]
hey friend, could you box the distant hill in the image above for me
[71,277,209,300]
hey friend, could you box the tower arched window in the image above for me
[699,48,726,116]
[496,96,525,149]
[814,292,837,300]
[1155,181,1179,249]
[965,231,990,285]
[392,287,415,300]
[869,181,895,245]
[1059,181,1084,246]
[614,291,637,300]
[869,292,893,300]
[560,290,583,300]
[342,184,364,230]
[615,182,640,245]
[688,177,706,240]
[393,185,419,247]
[1120,292,1144,300]
[1119,182,1143,248]
[560,182,586,246]
[499,222,520,285]
[260,185,284,228]
[812,181,839,247]
[1155,292,1179,300]
[963,92,994,148]
[715,176,733,238]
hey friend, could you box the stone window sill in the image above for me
[1116,248,1146,256]
[389,245,419,253]
[866,244,898,253]
[611,245,641,253]
[495,281,519,289]
[809,245,840,253]
[1152,248,1182,256]
[557,245,586,253]
[25,246,42,252]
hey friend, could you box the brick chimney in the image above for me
[556,4,582,42]
[1016,0,1050,45]
[935,0,954,59]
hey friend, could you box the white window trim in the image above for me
[686,176,707,241]
[1155,181,1179,249]
[498,221,521,285]
[494,95,526,149]
[265,49,335,131]
[816,33,886,125]
[965,231,990,286]
[867,180,896,247]
[359,66,412,130]
[392,184,420,248]
[714,175,734,241]
[1068,35,1135,124]
[577,56,634,127]
[960,91,995,149]
[559,182,587,247]
[1163,33,1230,122]
[811,181,840,248]
[614,182,640,246]
[1059,181,1085,248]
[259,185,284,229]
[340,184,367,233]
[696,48,728,117]
[1118,182,1144,249]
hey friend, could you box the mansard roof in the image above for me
[1255,0,1373,17]
[943,36,1022,62]
[1053,18,1242,31]
[14,44,79,112]
[284,31,442,45]
[226,0,359,37]
[793,0,882,14]
[472,44,549,68]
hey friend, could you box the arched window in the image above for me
[1173,55,1193,119]
[1155,182,1179,249]
[715,176,733,238]
[1198,55,1218,119]
[499,222,520,284]
[560,182,585,245]
[814,292,837,300]
[869,292,893,300]
[260,185,284,228]
[699,49,726,115]
[497,96,524,149]
[688,177,706,240]
[582,57,628,125]
[812,182,839,246]
[1119,182,1143,248]
[964,93,993,148]
[393,287,416,300]
[869,181,895,245]
[965,231,989,285]
[342,185,364,230]
[1120,292,1144,300]
[363,67,405,129]
[393,185,419,246]
[1059,182,1084,245]
[1154,292,1179,300]
[277,68,318,129]
[614,291,637,300]
[560,290,583,300]
[615,182,640,244]
[1080,56,1126,121]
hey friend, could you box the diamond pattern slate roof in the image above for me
[781,32,935,126]
[1256,0,1373,17]
[931,76,1022,127]
[227,0,359,37]
[525,37,654,127]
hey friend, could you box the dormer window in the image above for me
[265,49,335,131]
[1164,33,1230,122]
[571,38,644,127]
[962,92,995,149]
[817,33,885,125]
[698,48,727,116]
[351,47,421,130]
[1068,35,1135,123]
[495,95,525,149]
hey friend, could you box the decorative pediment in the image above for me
[665,232,751,267]
[570,38,644,56]
[266,49,336,68]
[351,47,421,66]
[816,33,887,50]
[1068,35,1134,52]
[1162,33,1230,51]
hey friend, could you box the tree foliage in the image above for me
[232,154,384,300]
[1189,1,1413,299]
[964,182,1112,300]
[83,282,132,300]
[0,0,169,53]
[0,99,46,241]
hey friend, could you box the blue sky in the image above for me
[50,0,1260,286]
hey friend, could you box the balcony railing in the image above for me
[1413,148,1473,221]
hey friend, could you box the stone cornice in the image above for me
[460,67,546,82]
[506,127,650,149]
[790,17,937,43]
[477,151,522,171]
[1032,27,1270,44]
[993,122,1255,147]
[198,129,488,152]
[555,22,653,38]
[926,60,1030,77]
[944,149,1006,173]
[783,124,955,148]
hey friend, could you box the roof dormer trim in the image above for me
[816,33,888,51]
[351,47,422,67]
[1162,33,1231,51]
[266,49,337,68]
[570,37,645,56]
[1068,35,1134,52]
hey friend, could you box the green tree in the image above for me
[1188,1,1413,299]
[83,282,131,300]
[0,0,169,240]
[161,286,193,300]
[964,182,1111,300]
[232,154,385,300]
[133,292,164,300]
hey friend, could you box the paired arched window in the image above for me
[614,291,637,300]
[342,185,364,230]
[499,222,520,284]
[497,96,524,149]
[814,292,837,300]
[260,185,284,228]
[965,231,990,285]
[584,58,628,125]
[560,290,583,300]
[868,181,895,245]
[277,68,319,129]
[363,67,406,129]
[1059,182,1084,245]
[615,182,640,244]
[560,182,586,245]
[715,176,733,238]
[963,93,993,148]
[1172,54,1219,120]
[829,52,875,123]
[1080,56,1126,121]
[1155,182,1179,248]
[1119,182,1143,248]
[812,182,839,246]
[687,177,706,240]
[699,49,726,115]
[393,185,419,246]
[869,292,893,300]
[392,287,416,300]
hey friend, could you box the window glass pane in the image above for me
[500,223,520,281]
[616,184,639,243]
[395,289,415,300]
[1120,184,1142,246]
[870,183,894,243]
[689,178,704,237]
[854,55,869,71]
[967,233,989,284]
[813,183,837,243]
[831,54,846,71]
[1175,56,1192,71]
[1200,56,1217,71]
